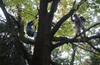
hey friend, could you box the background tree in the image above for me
[0,0,100,65]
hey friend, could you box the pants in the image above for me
[75,23,86,37]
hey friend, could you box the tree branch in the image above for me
[16,4,22,22]
[19,36,35,45]
[51,41,67,51]
[0,0,10,22]
[87,41,100,52]
[8,13,35,45]
[50,8,75,38]
[48,0,60,21]
[52,35,100,49]
[75,44,100,55]
[18,21,35,45]
[88,34,100,40]
[50,0,84,38]
[74,22,100,39]
[14,38,32,64]
[50,60,61,65]
[70,44,76,65]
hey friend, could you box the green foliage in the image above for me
[90,53,100,65]
[95,0,100,4]
[51,47,70,65]
[3,0,25,6]
[78,1,89,14]
[21,4,38,21]
[3,0,38,21]
[55,21,74,37]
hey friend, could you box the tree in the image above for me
[0,0,100,65]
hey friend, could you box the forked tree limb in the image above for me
[52,34,100,50]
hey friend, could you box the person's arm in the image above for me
[71,15,74,22]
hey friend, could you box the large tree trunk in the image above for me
[30,0,52,65]
[31,41,51,65]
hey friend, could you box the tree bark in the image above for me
[30,0,51,65]
[70,44,76,65]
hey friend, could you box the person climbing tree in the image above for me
[71,14,86,38]
[26,20,36,37]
